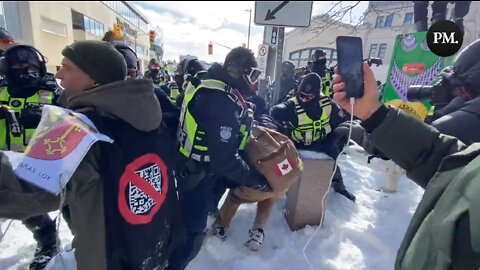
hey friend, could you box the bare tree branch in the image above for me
[301,0,414,44]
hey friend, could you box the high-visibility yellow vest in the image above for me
[0,86,54,152]
[288,95,332,146]
[177,79,252,162]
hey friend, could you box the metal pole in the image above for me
[210,41,233,50]
[247,9,252,49]
[273,27,285,105]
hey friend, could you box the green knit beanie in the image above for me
[62,40,127,85]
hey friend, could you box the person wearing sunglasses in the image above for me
[0,41,63,270]
[169,47,271,270]
[270,72,356,202]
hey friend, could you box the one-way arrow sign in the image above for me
[265,1,290,21]
[255,1,313,27]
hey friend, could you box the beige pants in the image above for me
[216,190,276,229]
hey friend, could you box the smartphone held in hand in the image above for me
[336,36,364,98]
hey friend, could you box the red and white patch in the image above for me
[275,158,293,176]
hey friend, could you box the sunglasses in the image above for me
[243,67,261,85]
[298,91,315,101]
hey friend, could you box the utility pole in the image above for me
[246,9,252,49]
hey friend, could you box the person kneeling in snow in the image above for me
[270,73,356,202]
[212,124,302,251]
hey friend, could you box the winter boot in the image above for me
[244,228,264,251]
[331,169,356,202]
[212,221,227,241]
[23,215,60,270]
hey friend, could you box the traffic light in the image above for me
[208,42,213,55]
[113,23,122,38]
[149,30,156,44]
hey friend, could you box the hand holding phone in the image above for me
[336,36,364,98]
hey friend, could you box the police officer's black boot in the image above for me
[331,168,356,202]
[22,215,60,270]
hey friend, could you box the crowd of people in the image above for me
[0,20,479,270]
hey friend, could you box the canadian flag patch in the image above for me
[275,158,293,176]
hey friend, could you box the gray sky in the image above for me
[132,1,369,63]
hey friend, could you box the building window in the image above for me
[290,51,300,59]
[41,17,67,37]
[375,16,385,28]
[83,15,104,37]
[102,1,148,33]
[300,49,310,60]
[385,14,393,28]
[378,43,387,59]
[369,44,378,58]
[71,10,85,30]
[290,47,337,68]
[404,12,414,25]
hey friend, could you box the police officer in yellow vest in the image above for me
[173,57,208,108]
[270,73,356,202]
[0,44,59,269]
[309,49,333,97]
[168,47,272,270]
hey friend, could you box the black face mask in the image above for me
[7,67,42,92]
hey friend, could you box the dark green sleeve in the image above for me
[0,152,60,220]
[369,108,466,188]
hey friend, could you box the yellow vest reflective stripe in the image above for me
[322,72,331,97]
[0,87,54,152]
[178,79,252,161]
[288,96,332,145]
[168,82,179,100]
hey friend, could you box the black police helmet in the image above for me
[114,44,138,70]
[174,58,188,76]
[312,49,326,61]
[223,47,257,78]
[0,27,13,40]
[184,58,206,77]
[298,73,322,97]
[282,61,295,76]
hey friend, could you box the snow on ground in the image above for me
[0,145,424,270]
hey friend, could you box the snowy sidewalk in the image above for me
[0,147,424,270]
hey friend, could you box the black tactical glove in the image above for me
[21,105,43,129]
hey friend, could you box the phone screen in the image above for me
[336,36,364,98]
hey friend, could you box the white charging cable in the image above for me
[0,219,13,244]
[302,97,356,270]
